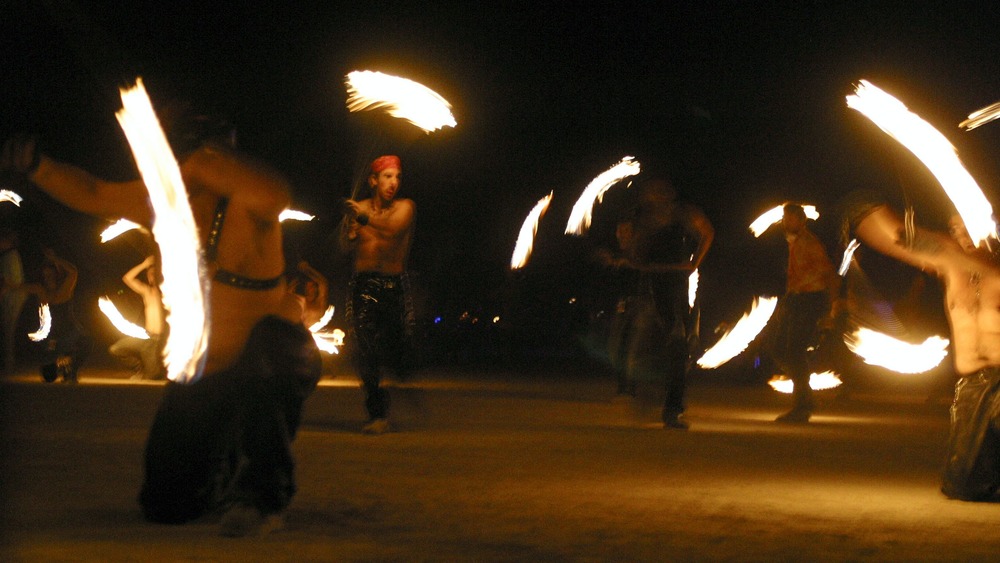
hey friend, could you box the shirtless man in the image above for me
[852,202,1000,500]
[2,118,322,534]
[109,255,166,380]
[340,155,416,434]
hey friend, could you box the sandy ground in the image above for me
[1,363,999,562]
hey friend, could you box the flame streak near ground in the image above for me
[697,296,778,369]
[98,297,149,339]
[511,192,553,269]
[844,327,949,374]
[846,80,997,247]
[565,157,641,236]
[748,205,819,238]
[116,79,208,384]
[27,304,51,342]
[768,371,843,393]
[345,70,457,133]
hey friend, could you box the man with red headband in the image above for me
[341,155,416,434]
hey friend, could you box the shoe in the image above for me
[219,503,285,537]
[362,418,390,435]
[663,415,689,430]
[775,409,812,424]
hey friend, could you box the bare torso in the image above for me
[942,264,1000,375]
[351,197,415,275]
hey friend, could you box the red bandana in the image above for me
[370,155,401,175]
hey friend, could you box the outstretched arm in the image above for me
[853,204,971,275]
[181,143,291,223]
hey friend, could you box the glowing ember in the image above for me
[847,80,997,247]
[688,269,699,309]
[1,189,23,206]
[345,70,457,133]
[748,205,819,237]
[279,209,315,222]
[838,238,860,276]
[844,327,949,374]
[565,157,641,236]
[768,371,843,393]
[100,218,145,242]
[511,191,553,269]
[116,79,209,383]
[98,296,149,339]
[697,296,779,368]
[28,304,51,342]
[959,100,1000,131]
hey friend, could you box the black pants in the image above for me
[139,316,321,523]
[346,272,414,420]
[942,368,1000,501]
[768,291,829,412]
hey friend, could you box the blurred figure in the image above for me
[2,108,321,535]
[851,202,1000,501]
[340,155,416,435]
[21,248,89,383]
[768,203,841,423]
[594,217,641,398]
[288,260,329,329]
[109,255,166,380]
[626,177,713,430]
[0,226,27,375]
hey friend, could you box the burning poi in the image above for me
[846,80,998,247]
[511,192,554,269]
[345,70,457,133]
[116,79,209,383]
[565,157,641,236]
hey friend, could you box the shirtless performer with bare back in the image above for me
[2,110,322,535]
[852,201,1000,500]
[340,155,416,434]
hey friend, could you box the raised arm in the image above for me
[853,204,973,276]
[122,256,156,297]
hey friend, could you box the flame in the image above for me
[959,100,1000,131]
[511,191,553,269]
[768,371,843,393]
[1,189,23,206]
[279,209,315,222]
[748,205,820,237]
[847,80,997,247]
[345,70,457,133]
[27,304,51,342]
[688,268,699,309]
[838,238,860,276]
[100,218,145,242]
[98,296,149,339]
[697,296,779,368]
[565,157,641,236]
[116,79,209,383]
[308,305,335,333]
[312,328,344,354]
[844,327,949,374]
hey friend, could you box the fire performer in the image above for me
[1,111,322,535]
[108,255,166,380]
[626,177,713,430]
[850,198,1000,501]
[339,155,416,435]
[769,203,841,423]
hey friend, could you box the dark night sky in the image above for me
[5,0,1000,340]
